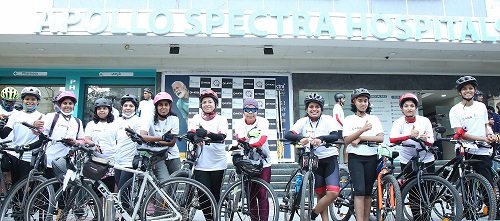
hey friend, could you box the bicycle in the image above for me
[0,122,62,221]
[398,137,463,220]
[436,137,497,220]
[328,143,403,221]
[279,140,339,221]
[25,137,219,221]
[218,139,279,221]
[492,153,500,220]
[169,133,210,179]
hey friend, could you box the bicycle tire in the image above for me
[329,168,353,221]
[141,177,218,221]
[494,175,500,220]
[282,170,299,221]
[170,168,190,178]
[402,174,463,221]
[459,173,497,220]
[24,178,59,220]
[118,175,153,217]
[299,171,314,221]
[376,174,403,221]
[219,177,279,221]
[0,175,47,220]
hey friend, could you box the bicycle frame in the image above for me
[375,156,395,215]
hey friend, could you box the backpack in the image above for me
[48,113,81,138]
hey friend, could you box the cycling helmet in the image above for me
[52,157,68,183]
[232,155,263,177]
[1,87,19,101]
[199,89,219,106]
[475,90,483,96]
[153,92,173,105]
[120,94,139,107]
[304,93,325,109]
[399,93,418,108]
[57,91,77,104]
[334,93,346,102]
[20,87,41,100]
[144,88,153,94]
[243,98,258,108]
[351,88,371,102]
[94,98,112,108]
[455,75,477,92]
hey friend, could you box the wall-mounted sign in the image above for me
[31,9,500,43]
[98,72,134,77]
[13,71,48,76]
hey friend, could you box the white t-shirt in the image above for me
[0,107,18,144]
[188,114,228,171]
[138,99,155,120]
[390,115,435,164]
[115,115,142,167]
[332,103,344,130]
[343,114,384,156]
[42,113,84,168]
[85,121,118,162]
[141,115,180,160]
[290,115,340,159]
[449,101,490,155]
[5,110,44,162]
[233,117,272,167]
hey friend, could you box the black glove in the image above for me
[196,127,208,138]
[162,132,175,142]
[130,134,143,145]
[194,135,204,144]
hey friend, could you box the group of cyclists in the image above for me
[0,74,498,221]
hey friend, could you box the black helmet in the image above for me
[95,98,112,108]
[455,75,477,92]
[52,157,68,183]
[334,93,346,102]
[304,93,325,109]
[120,94,139,107]
[475,90,483,96]
[232,155,263,177]
[351,88,371,102]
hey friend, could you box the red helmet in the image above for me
[199,89,218,106]
[57,91,77,104]
[399,93,418,108]
[153,92,173,105]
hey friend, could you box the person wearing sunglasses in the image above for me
[233,98,272,220]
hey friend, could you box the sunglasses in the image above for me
[243,107,258,113]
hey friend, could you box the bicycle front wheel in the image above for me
[299,172,314,221]
[329,167,353,221]
[219,177,279,221]
[0,175,47,220]
[142,177,218,221]
[402,174,463,221]
[376,174,403,221]
[459,173,497,220]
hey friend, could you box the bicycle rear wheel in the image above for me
[459,173,497,220]
[299,172,314,221]
[402,174,463,221]
[376,174,402,221]
[0,175,47,220]
[142,177,218,221]
[24,178,59,221]
[118,175,153,217]
[219,177,279,221]
[329,168,353,221]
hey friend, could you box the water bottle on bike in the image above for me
[295,172,303,193]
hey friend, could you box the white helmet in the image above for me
[21,87,41,100]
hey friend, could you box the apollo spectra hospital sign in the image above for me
[34,9,500,42]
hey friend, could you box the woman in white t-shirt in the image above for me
[85,98,117,191]
[41,91,85,180]
[188,89,228,219]
[233,98,273,220]
[285,93,340,221]
[114,94,142,189]
[0,87,45,185]
[343,88,384,221]
[140,92,181,183]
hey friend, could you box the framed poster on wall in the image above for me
[161,72,294,163]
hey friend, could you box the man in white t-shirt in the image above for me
[138,88,154,120]
[333,93,346,162]
[449,76,497,185]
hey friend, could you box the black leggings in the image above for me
[3,154,31,186]
[194,169,225,221]
[348,154,377,196]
